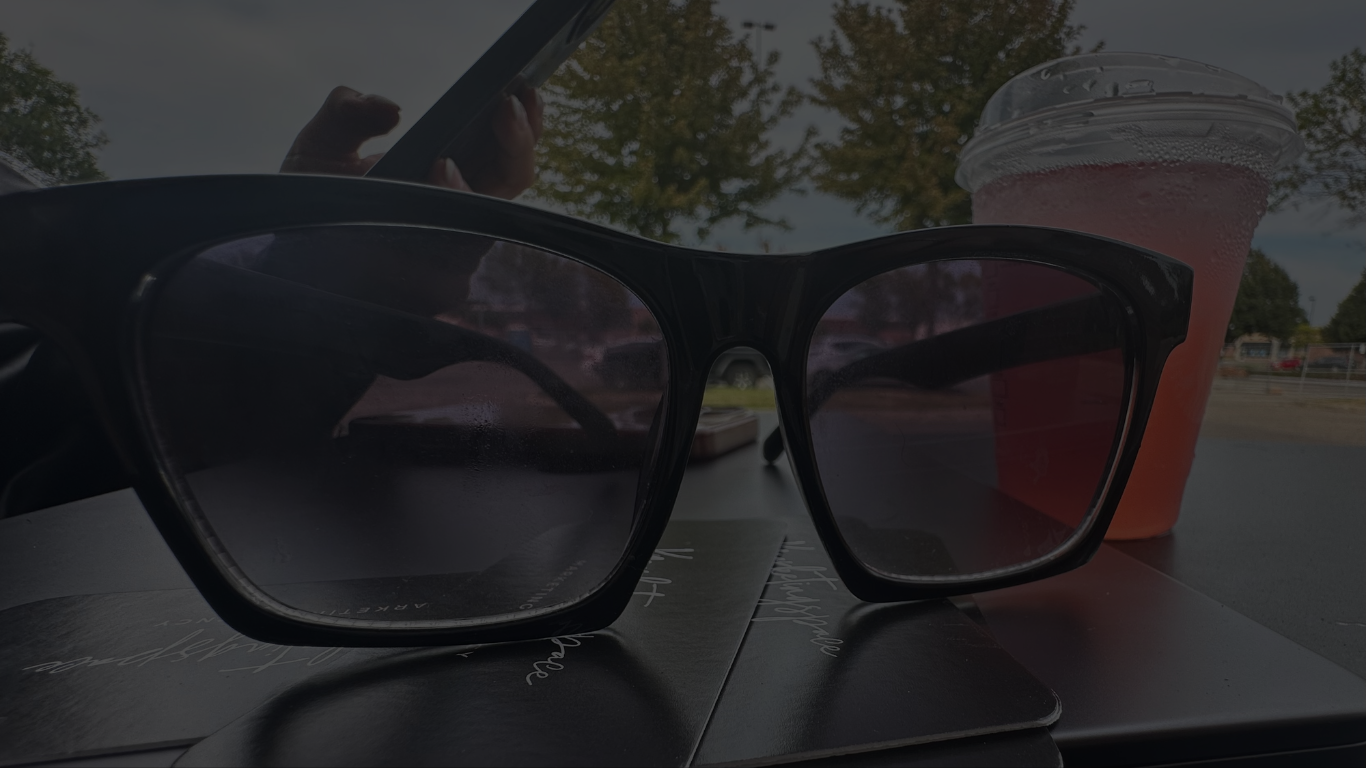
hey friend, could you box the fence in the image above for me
[1209,343,1365,446]
[1292,343,1366,389]
[1224,342,1365,383]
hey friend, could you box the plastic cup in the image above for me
[956,53,1302,539]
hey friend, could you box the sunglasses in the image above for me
[0,175,1190,647]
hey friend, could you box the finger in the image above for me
[358,152,386,174]
[428,157,473,192]
[520,86,544,143]
[282,86,401,174]
[296,86,400,157]
[479,94,537,198]
[490,94,536,159]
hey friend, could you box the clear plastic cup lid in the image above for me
[955,52,1304,193]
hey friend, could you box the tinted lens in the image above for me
[141,226,667,626]
[808,258,1128,580]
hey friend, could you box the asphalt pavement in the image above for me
[1214,373,1365,399]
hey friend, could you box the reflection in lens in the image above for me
[141,227,667,625]
[808,258,1127,580]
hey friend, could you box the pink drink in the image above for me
[957,53,1301,539]
[974,162,1269,539]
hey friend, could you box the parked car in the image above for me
[1307,356,1351,372]
[1271,358,1302,372]
[596,343,774,390]
[708,347,771,389]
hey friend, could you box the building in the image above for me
[1228,333,1282,362]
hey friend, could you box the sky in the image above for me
[1,0,1362,320]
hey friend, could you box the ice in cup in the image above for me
[956,53,1303,539]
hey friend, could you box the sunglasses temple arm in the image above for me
[762,426,785,464]
[374,319,619,442]
[766,294,1121,462]
[165,261,619,443]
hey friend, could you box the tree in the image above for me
[1323,267,1366,344]
[532,0,806,244]
[1272,48,1365,225]
[0,32,106,182]
[1226,249,1306,342]
[852,262,979,337]
[808,0,1093,230]
[1289,322,1322,350]
[474,244,631,338]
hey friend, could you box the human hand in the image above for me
[280,85,543,199]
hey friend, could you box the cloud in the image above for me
[0,1,532,178]
[2,0,1360,273]
[1069,0,1365,96]
[1254,233,1366,319]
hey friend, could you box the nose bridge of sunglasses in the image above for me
[684,253,805,360]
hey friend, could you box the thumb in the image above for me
[282,86,401,172]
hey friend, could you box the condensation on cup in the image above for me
[956,53,1303,539]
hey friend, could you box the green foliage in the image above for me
[1226,249,1306,342]
[808,0,1092,230]
[1290,322,1323,348]
[533,0,806,244]
[701,385,776,410]
[1323,267,1366,344]
[852,262,980,335]
[1273,48,1365,225]
[0,32,106,182]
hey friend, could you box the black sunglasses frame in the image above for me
[0,175,1191,647]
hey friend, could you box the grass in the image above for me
[1201,387,1365,446]
[701,385,776,410]
[1225,366,1365,381]
[1296,397,1366,414]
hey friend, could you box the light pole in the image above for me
[742,20,775,64]
[1304,294,1317,367]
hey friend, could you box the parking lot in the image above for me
[1200,375,1366,446]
